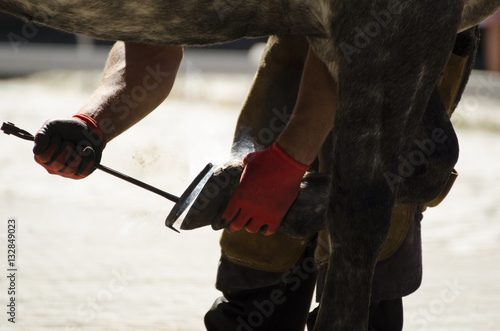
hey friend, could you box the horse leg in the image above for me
[309,1,464,329]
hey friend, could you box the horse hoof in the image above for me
[182,161,329,238]
[278,172,329,237]
[181,161,242,231]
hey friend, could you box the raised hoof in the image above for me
[279,172,329,237]
[181,161,329,238]
[181,161,243,231]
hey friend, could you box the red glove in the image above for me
[222,142,309,235]
[33,114,107,179]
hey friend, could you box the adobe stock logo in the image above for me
[66,268,135,330]
[407,278,467,330]
[384,128,448,192]
[339,0,403,63]
[236,257,317,331]
[7,3,61,54]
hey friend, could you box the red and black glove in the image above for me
[33,114,107,179]
[222,142,309,235]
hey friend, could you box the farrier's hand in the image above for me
[33,114,106,179]
[222,142,309,235]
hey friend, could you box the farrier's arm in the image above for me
[79,41,183,141]
[277,48,336,165]
[33,42,182,178]
[223,47,337,234]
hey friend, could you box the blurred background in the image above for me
[0,11,499,331]
[0,12,268,77]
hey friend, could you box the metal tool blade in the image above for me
[164,162,214,231]
[179,162,243,231]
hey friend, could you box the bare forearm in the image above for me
[79,41,183,141]
[277,47,337,165]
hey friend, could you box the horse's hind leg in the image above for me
[309,1,464,329]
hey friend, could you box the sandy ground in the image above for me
[0,59,499,330]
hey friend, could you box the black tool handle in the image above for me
[1,121,35,141]
[1,121,180,203]
[96,164,179,203]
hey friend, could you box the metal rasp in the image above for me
[1,121,214,233]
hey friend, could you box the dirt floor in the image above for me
[0,64,499,330]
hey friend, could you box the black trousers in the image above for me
[205,274,318,331]
[205,258,318,331]
[205,287,403,331]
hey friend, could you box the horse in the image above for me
[1,0,499,329]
